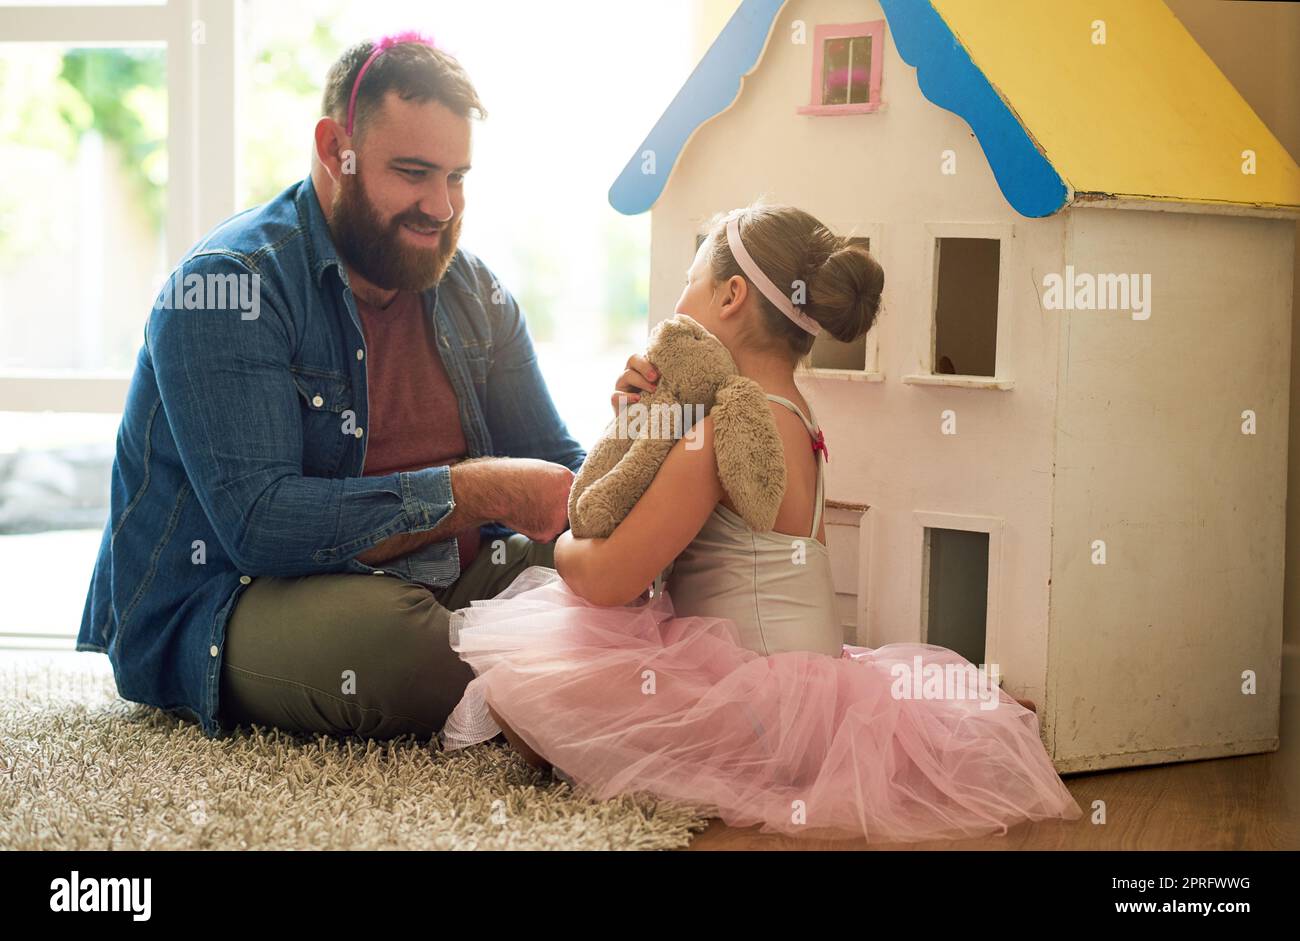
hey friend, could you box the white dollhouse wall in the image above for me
[646,0,1291,771]
[823,503,868,645]
[1047,206,1292,771]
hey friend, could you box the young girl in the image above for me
[441,203,1083,843]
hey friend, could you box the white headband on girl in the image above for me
[725,216,821,337]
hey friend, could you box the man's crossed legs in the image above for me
[216,534,553,739]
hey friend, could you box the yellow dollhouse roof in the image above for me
[932,0,1300,214]
[609,0,1300,217]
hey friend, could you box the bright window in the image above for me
[0,45,167,373]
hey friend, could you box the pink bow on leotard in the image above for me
[812,428,829,463]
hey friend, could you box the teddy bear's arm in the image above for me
[569,434,679,539]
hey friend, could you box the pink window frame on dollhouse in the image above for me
[797,20,886,116]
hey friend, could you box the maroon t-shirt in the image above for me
[354,289,481,570]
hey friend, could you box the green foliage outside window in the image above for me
[0,47,165,262]
[58,49,167,225]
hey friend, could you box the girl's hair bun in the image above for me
[807,238,884,343]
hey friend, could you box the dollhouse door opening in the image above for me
[922,526,990,665]
[932,237,1000,377]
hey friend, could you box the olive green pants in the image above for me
[216,534,554,740]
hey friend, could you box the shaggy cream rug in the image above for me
[0,658,710,851]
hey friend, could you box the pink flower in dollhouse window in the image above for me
[798,21,886,116]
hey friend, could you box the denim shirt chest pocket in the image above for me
[451,335,488,388]
[288,364,354,477]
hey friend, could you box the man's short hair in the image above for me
[321,39,487,138]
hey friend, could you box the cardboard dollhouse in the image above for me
[608,0,1300,772]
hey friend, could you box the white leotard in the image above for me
[663,393,841,657]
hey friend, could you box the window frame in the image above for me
[914,510,1006,663]
[903,222,1016,391]
[0,0,240,414]
[797,19,886,116]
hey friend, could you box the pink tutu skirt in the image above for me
[443,567,1082,843]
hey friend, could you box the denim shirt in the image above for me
[76,175,586,738]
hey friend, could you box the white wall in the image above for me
[1048,206,1294,769]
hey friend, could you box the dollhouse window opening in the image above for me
[825,35,871,105]
[922,526,990,666]
[798,21,886,116]
[932,237,1001,379]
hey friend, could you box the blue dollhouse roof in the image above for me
[608,0,1300,219]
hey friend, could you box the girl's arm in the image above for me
[555,416,723,606]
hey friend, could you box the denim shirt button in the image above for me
[209,645,219,657]
[356,349,364,361]
[354,427,364,438]
[311,394,324,407]
[239,575,252,585]
[372,569,386,576]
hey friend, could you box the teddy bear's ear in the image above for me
[711,377,786,532]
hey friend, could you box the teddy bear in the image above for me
[567,314,787,539]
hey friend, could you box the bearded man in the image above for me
[77,36,591,741]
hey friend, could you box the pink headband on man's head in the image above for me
[345,30,439,136]
[725,216,821,336]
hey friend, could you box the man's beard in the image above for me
[329,172,461,293]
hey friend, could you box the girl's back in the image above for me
[665,393,842,657]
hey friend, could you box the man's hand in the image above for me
[611,353,658,415]
[356,458,575,566]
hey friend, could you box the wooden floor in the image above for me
[687,657,1300,850]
